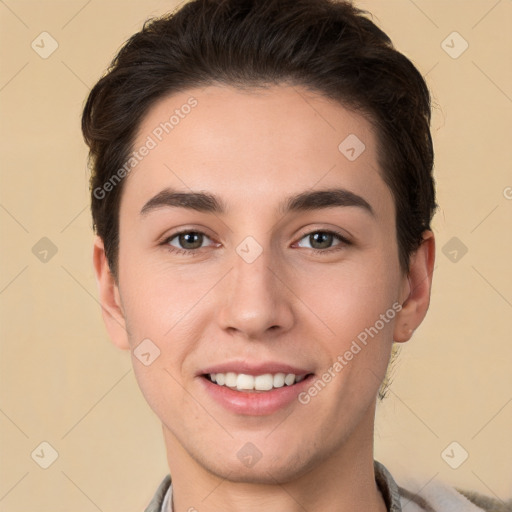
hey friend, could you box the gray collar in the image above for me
[374,460,403,512]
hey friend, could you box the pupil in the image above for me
[311,232,332,249]
[180,232,203,249]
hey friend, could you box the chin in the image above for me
[192,442,325,485]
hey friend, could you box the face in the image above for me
[101,84,419,484]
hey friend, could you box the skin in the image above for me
[94,84,435,512]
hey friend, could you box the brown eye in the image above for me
[168,231,208,250]
[309,232,334,249]
[297,231,342,250]
[180,232,203,249]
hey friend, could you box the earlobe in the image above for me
[394,230,435,343]
[92,236,131,350]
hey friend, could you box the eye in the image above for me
[165,231,215,252]
[295,230,349,252]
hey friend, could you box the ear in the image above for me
[92,236,130,350]
[394,230,435,343]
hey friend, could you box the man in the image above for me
[82,0,503,510]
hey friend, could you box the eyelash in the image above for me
[161,229,351,256]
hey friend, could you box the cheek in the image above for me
[118,252,219,408]
[291,251,401,403]
[121,271,206,420]
[118,242,213,339]
[293,252,401,340]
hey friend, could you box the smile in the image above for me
[200,369,315,415]
[206,372,307,391]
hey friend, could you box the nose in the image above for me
[217,247,295,340]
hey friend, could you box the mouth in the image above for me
[199,365,315,415]
[203,372,311,392]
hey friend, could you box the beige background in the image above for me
[0,0,511,510]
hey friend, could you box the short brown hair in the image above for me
[82,0,437,278]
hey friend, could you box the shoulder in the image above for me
[397,476,510,512]
[375,460,509,512]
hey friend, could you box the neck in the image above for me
[162,404,387,512]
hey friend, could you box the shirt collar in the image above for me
[374,460,403,512]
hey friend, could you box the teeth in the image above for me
[225,372,237,387]
[237,374,254,390]
[284,373,295,386]
[273,373,285,388]
[254,374,273,391]
[208,372,306,391]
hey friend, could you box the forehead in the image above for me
[122,84,393,220]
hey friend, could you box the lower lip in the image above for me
[200,375,314,416]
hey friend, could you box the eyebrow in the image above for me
[140,187,374,217]
[281,188,374,217]
[140,189,224,216]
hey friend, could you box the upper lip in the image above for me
[198,361,313,377]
